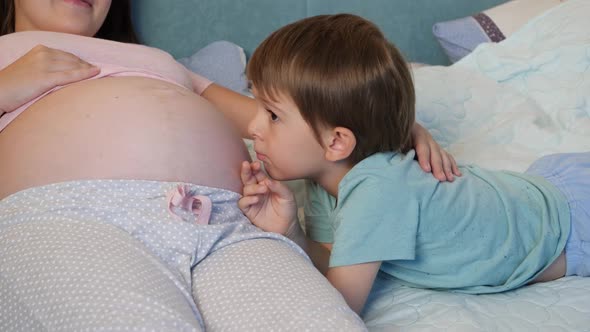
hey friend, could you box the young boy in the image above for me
[238,14,590,314]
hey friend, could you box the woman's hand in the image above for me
[238,161,298,235]
[412,123,462,181]
[0,45,100,113]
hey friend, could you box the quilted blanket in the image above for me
[364,0,590,330]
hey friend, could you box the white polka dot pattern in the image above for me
[0,180,365,331]
[192,239,367,331]
[0,220,203,331]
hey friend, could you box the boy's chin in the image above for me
[265,168,295,182]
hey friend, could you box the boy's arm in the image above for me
[327,262,381,314]
[284,218,332,274]
[290,224,380,314]
[191,74,256,139]
[309,241,332,275]
[190,71,460,176]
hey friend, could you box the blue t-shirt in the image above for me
[304,151,571,293]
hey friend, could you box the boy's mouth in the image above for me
[255,152,268,162]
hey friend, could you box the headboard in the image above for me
[132,0,508,66]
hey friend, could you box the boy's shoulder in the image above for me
[335,152,416,206]
[305,150,427,213]
[340,151,417,188]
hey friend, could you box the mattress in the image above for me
[362,1,590,330]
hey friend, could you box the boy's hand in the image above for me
[238,161,297,235]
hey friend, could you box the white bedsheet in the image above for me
[363,0,590,330]
[416,0,590,172]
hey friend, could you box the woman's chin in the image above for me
[48,21,100,37]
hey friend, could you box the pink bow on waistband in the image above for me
[166,185,212,225]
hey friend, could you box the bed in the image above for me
[360,2,590,330]
[3,0,587,331]
[131,0,590,330]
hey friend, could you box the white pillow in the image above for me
[433,0,567,63]
[484,0,566,36]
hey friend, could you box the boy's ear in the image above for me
[323,127,356,162]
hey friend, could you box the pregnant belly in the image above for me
[0,77,249,199]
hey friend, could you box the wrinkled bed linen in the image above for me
[0,180,365,331]
[363,0,590,330]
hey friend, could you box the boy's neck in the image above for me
[314,161,354,198]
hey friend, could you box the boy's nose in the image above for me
[247,116,259,139]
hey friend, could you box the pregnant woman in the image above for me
[0,0,458,330]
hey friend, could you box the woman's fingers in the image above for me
[416,140,449,180]
[38,47,100,86]
[452,160,461,177]
[415,145,432,173]
[48,66,100,86]
[411,123,432,173]
[433,149,462,182]
[31,45,94,72]
[442,150,461,181]
[440,150,455,182]
[411,123,463,182]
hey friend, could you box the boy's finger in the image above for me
[242,184,267,196]
[251,161,269,183]
[266,179,293,200]
[240,161,257,185]
[238,196,258,211]
[251,161,261,171]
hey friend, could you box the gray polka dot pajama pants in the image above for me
[0,180,365,331]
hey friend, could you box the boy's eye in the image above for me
[266,109,279,122]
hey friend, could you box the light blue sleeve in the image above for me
[329,180,420,268]
[304,181,336,243]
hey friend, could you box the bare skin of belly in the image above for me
[0,76,250,199]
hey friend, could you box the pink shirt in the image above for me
[0,31,212,131]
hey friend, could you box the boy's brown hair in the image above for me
[247,14,415,164]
